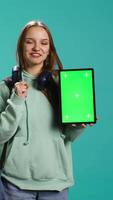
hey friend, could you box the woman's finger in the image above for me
[81,124,86,128]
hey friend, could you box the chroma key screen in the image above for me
[59,69,96,124]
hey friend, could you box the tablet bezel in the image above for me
[58,68,96,124]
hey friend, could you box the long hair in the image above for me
[16,20,63,71]
[16,21,62,126]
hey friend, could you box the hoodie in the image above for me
[0,70,84,191]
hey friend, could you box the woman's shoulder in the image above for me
[0,80,10,99]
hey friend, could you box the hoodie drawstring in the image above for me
[23,100,29,145]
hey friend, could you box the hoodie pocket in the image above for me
[30,137,67,180]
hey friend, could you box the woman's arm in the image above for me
[0,83,25,144]
[62,124,86,142]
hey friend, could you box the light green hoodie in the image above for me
[0,70,84,191]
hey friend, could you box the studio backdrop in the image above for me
[0,0,113,199]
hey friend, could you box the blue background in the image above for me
[0,0,113,199]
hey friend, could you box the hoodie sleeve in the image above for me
[0,82,25,144]
[62,124,86,142]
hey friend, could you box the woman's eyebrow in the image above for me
[25,37,34,40]
[25,37,49,41]
[41,38,49,41]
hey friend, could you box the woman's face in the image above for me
[23,26,50,70]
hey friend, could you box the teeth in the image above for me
[31,53,41,56]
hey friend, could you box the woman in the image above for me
[0,20,86,200]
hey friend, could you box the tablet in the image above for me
[59,68,96,124]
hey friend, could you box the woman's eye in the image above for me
[41,42,49,45]
[25,40,33,44]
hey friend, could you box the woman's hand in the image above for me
[72,117,99,128]
[72,123,87,128]
[14,81,29,98]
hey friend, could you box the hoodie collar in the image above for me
[22,70,38,86]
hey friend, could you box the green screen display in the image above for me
[59,69,96,124]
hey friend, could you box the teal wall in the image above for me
[0,0,113,199]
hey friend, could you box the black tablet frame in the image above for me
[58,68,96,125]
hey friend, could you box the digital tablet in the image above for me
[59,68,96,124]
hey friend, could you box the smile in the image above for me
[30,53,42,58]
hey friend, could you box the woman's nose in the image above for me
[33,42,40,51]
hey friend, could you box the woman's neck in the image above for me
[24,64,43,76]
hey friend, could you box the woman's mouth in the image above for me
[30,53,42,58]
